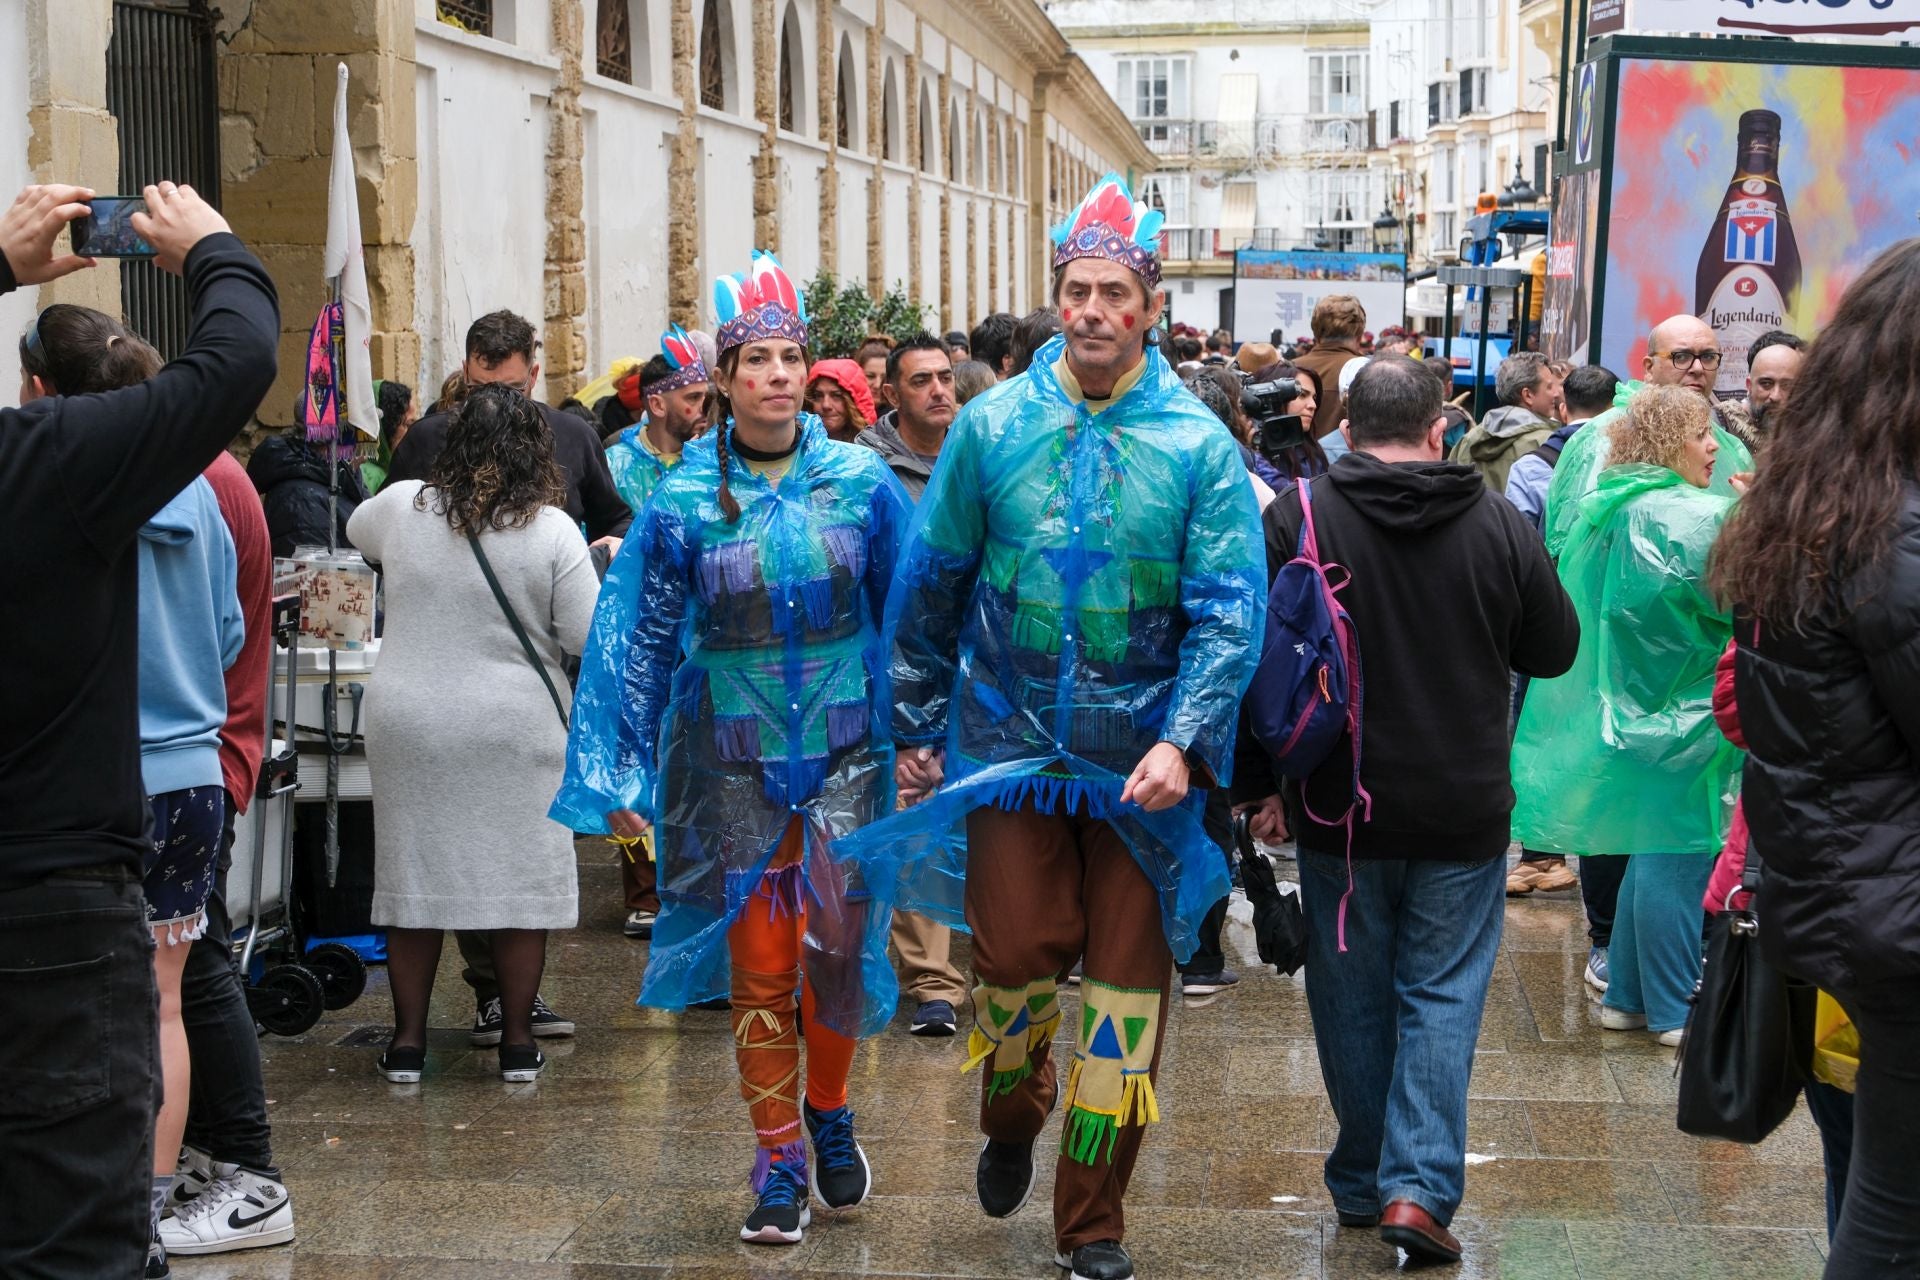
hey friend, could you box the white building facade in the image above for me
[1044,0,1378,335]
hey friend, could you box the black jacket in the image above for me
[1237,453,1578,859]
[1742,483,1920,989]
[0,234,280,887]
[389,398,631,540]
[246,432,370,557]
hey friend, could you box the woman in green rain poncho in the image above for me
[1511,385,1742,1045]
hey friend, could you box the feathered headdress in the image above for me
[642,322,711,394]
[712,250,809,354]
[1050,172,1164,290]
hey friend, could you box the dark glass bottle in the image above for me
[1695,109,1802,396]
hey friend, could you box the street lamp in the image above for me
[1372,203,1402,253]
[1496,157,1540,208]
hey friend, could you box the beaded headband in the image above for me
[1050,173,1164,290]
[713,251,809,354]
[644,323,711,394]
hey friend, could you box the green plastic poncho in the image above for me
[1542,380,1753,560]
[604,422,679,515]
[1511,463,1740,856]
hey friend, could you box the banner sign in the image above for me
[1234,249,1407,344]
[1589,0,1920,41]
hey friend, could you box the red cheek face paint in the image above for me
[1122,315,1134,330]
[1061,309,1072,322]
[745,380,756,390]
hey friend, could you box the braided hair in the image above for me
[703,344,812,523]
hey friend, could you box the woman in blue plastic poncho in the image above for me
[1511,384,1742,1046]
[551,251,910,1248]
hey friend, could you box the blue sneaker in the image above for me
[1584,946,1610,995]
[741,1152,809,1245]
[804,1102,873,1209]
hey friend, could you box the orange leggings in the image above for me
[727,833,857,1148]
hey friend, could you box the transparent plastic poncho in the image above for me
[837,336,1266,962]
[1542,381,1754,561]
[1512,463,1741,856]
[605,422,676,515]
[551,416,912,1036]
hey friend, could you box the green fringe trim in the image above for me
[1061,1105,1122,1166]
[983,1058,1035,1103]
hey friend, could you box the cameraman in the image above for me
[1242,360,1327,485]
[0,183,279,1278]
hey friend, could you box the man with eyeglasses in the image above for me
[384,308,631,1051]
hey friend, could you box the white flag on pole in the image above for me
[325,61,377,438]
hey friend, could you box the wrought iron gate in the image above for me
[106,0,219,359]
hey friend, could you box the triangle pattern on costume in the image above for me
[1081,1002,1099,1044]
[1087,1015,1124,1060]
[1123,1015,1150,1055]
[987,999,1015,1030]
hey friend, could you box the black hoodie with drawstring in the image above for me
[1236,451,1579,860]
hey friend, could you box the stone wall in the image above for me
[542,0,588,402]
[23,0,120,317]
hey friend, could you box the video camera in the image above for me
[1240,375,1312,467]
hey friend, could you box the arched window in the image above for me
[777,2,804,134]
[947,103,961,182]
[836,35,858,149]
[919,82,936,174]
[594,1,631,82]
[882,60,901,161]
[699,0,731,112]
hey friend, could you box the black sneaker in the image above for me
[976,1137,1037,1218]
[530,994,575,1039]
[145,1229,170,1278]
[623,908,657,938]
[1180,969,1241,997]
[740,1154,810,1245]
[1055,1239,1134,1280]
[804,1102,872,1209]
[499,1043,545,1083]
[378,1044,425,1083]
[468,997,504,1047]
[910,999,958,1037]
[691,995,733,1011]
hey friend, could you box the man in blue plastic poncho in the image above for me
[850,175,1265,1280]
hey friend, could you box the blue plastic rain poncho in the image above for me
[1512,462,1740,856]
[1542,380,1753,560]
[838,335,1266,962]
[604,423,679,514]
[552,415,912,1035]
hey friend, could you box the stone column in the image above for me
[906,36,922,306]
[815,0,836,275]
[24,0,120,315]
[751,0,779,255]
[543,0,588,402]
[1028,73,1055,310]
[864,5,883,301]
[667,0,700,327]
[964,92,977,328]
[217,0,418,424]
[936,66,950,330]
[987,115,1000,313]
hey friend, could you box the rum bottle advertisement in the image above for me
[1599,59,1920,393]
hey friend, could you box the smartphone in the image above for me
[69,196,156,258]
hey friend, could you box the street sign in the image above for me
[1436,265,1528,288]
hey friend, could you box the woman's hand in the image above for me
[895,746,944,805]
[607,808,651,839]
[1729,470,1754,497]
[1235,794,1290,843]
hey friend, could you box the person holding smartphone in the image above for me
[0,183,279,1279]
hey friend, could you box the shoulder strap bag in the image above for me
[467,532,569,730]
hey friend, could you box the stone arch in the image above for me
[777,0,805,133]
[835,33,859,149]
[698,0,737,113]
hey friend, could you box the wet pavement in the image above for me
[173,842,1831,1279]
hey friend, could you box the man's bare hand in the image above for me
[895,745,944,804]
[607,808,651,839]
[0,185,97,286]
[1729,470,1754,497]
[1235,794,1289,843]
[128,182,230,276]
[1120,741,1190,813]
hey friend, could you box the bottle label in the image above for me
[1702,267,1787,395]
[1724,198,1778,267]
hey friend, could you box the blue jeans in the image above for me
[1601,852,1713,1033]
[1298,850,1506,1227]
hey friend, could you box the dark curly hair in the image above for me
[416,384,567,536]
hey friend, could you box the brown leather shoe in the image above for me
[1379,1199,1462,1264]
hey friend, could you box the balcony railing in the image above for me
[1139,115,1374,160]
[1159,226,1297,261]
[1133,119,1218,158]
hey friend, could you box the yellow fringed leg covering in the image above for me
[1060,978,1163,1166]
[964,978,1063,1102]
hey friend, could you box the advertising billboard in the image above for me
[1599,56,1920,393]
[1588,0,1920,42]
[1234,249,1406,344]
[1542,169,1603,364]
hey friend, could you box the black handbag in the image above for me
[1233,812,1308,976]
[1674,850,1816,1143]
[468,533,569,730]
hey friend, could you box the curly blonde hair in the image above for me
[1609,384,1711,471]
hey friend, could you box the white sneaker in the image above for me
[1656,1027,1685,1048]
[158,1169,295,1255]
[166,1145,233,1216]
[1598,1006,1648,1031]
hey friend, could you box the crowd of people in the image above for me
[2,169,1916,1280]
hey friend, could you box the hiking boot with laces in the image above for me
[740,1151,810,1245]
[803,1101,872,1210]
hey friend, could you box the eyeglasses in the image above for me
[1651,348,1723,370]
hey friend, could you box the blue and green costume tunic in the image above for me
[552,415,911,1037]
[604,422,680,516]
[841,334,1265,1156]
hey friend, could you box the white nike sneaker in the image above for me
[165,1145,233,1217]
[158,1169,295,1255]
